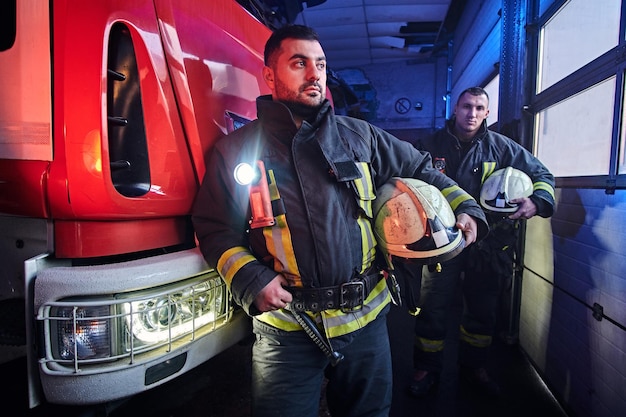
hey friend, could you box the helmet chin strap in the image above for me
[381,253,403,308]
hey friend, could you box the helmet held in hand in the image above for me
[373,177,464,265]
[480,167,533,213]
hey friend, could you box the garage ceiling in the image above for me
[239,0,464,70]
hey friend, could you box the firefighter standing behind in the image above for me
[192,25,488,417]
[406,87,555,398]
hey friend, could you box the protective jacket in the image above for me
[412,117,556,367]
[417,117,555,218]
[192,96,487,348]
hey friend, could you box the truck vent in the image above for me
[0,1,16,51]
[106,23,151,197]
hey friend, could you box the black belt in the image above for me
[286,271,382,313]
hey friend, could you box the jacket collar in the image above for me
[446,116,489,144]
[255,95,361,182]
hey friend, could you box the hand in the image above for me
[455,213,479,246]
[508,197,537,220]
[253,274,293,312]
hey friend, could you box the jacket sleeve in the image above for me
[370,126,489,240]
[191,143,276,316]
[503,138,556,218]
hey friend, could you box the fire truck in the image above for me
[0,0,272,409]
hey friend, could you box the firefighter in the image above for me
[192,25,488,417]
[405,86,556,398]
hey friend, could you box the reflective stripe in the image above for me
[352,162,375,217]
[358,216,378,271]
[264,169,302,286]
[267,169,280,200]
[533,180,555,199]
[441,184,476,211]
[353,162,377,272]
[255,162,389,337]
[256,279,391,338]
[323,279,390,338]
[415,336,444,353]
[217,246,256,285]
[481,162,497,183]
[256,309,302,331]
[460,325,492,348]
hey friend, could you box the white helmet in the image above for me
[373,177,464,264]
[480,167,533,213]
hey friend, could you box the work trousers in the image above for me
[411,249,506,372]
[251,311,392,417]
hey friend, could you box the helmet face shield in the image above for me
[480,167,533,212]
[373,178,464,264]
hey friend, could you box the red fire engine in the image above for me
[0,0,271,408]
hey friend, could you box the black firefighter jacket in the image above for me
[192,96,488,344]
[417,117,556,274]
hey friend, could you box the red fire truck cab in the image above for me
[0,0,270,408]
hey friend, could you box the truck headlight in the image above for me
[54,305,112,360]
[124,278,223,346]
[41,272,229,367]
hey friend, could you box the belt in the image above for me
[286,271,382,313]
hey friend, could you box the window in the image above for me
[535,77,615,176]
[483,74,499,127]
[537,0,620,93]
[531,0,625,186]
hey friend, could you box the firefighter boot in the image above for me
[462,366,501,397]
[408,370,437,398]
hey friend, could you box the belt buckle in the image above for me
[340,281,364,313]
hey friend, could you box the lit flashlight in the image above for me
[234,160,275,228]
[234,162,258,185]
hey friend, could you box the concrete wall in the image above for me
[335,55,448,145]
[522,188,626,417]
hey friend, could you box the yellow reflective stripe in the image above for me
[358,216,377,272]
[481,162,497,183]
[267,169,280,200]
[533,181,555,199]
[256,309,302,331]
[263,218,302,286]
[353,162,375,217]
[353,162,377,271]
[415,336,444,353]
[460,325,492,348]
[323,279,390,338]
[264,170,302,286]
[217,246,256,286]
[324,290,390,338]
[255,280,391,338]
[440,185,476,211]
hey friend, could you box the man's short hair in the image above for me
[264,24,320,66]
[458,86,489,104]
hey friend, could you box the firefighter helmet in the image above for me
[373,177,464,264]
[480,167,533,213]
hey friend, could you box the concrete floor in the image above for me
[386,303,569,417]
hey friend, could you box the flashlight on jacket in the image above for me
[234,160,275,229]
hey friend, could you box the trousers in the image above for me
[407,245,510,372]
[250,310,392,417]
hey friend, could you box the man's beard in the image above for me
[275,80,325,120]
[281,99,323,120]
